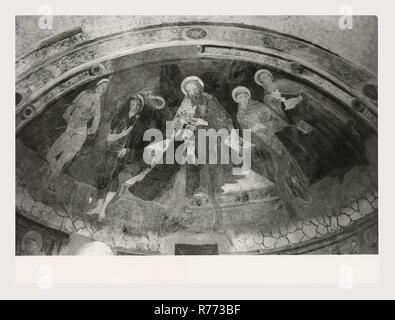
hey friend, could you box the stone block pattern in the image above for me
[16,182,378,254]
[230,190,377,253]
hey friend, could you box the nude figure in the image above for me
[46,79,109,175]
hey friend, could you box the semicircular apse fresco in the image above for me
[15,17,378,255]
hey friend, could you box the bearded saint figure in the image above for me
[129,75,235,212]
[174,76,234,197]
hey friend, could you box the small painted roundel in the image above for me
[185,27,207,40]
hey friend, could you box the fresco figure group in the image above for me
[45,69,307,221]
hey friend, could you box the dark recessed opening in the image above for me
[175,243,219,255]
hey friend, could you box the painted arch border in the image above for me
[15,22,377,132]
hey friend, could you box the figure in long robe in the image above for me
[128,76,234,230]
[232,85,308,218]
[87,93,165,221]
[175,76,234,196]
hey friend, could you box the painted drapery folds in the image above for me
[15,19,377,255]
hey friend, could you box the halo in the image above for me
[254,69,274,86]
[148,95,166,110]
[181,76,204,95]
[130,93,145,107]
[232,86,251,102]
[96,78,110,87]
[135,93,145,106]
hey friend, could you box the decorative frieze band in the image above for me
[16,24,377,126]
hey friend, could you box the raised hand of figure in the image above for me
[117,148,128,158]
[121,125,133,137]
[191,117,208,127]
[284,95,303,110]
[182,125,196,141]
[271,89,282,100]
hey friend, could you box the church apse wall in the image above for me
[15,18,378,255]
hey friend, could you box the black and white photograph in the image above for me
[2,0,395,303]
[15,15,378,256]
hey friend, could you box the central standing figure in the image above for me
[175,76,234,197]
